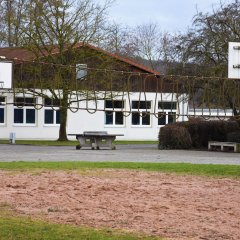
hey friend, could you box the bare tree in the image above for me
[129,23,162,70]
[123,23,183,73]
[177,1,240,115]
[180,1,240,76]
[99,22,129,54]
[0,0,28,47]
[6,0,113,140]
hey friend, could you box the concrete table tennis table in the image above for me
[69,131,124,150]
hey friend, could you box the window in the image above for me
[14,97,36,124]
[104,100,124,125]
[158,101,177,125]
[158,112,166,125]
[168,112,176,124]
[132,112,140,125]
[0,97,6,124]
[44,98,60,125]
[132,100,151,110]
[131,100,151,126]
[158,101,177,110]
[76,64,87,80]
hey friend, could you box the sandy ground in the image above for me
[0,169,239,240]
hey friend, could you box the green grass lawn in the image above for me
[0,140,79,146]
[0,140,158,146]
[0,211,160,240]
[0,161,239,177]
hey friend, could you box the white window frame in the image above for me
[131,100,151,127]
[13,97,36,126]
[0,96,6,125]
[43,98,60,126]
[104,100,125,127]
[158,101,177,126]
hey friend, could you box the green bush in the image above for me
[181,120,239,148]
[158,119,240,149]
[158,125,192,149]
[227,131,240,143]
[234,118,240,128]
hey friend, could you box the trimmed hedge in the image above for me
[158,125,192,149]
[227,131,240,143]
[159,119,240,149]
[179,120,239,148]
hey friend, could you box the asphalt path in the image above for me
[0,144,239,165]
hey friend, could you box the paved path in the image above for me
[0,144,239,165]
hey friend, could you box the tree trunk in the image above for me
[58,90,68,141]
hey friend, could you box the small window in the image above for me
[44,97,60,125]
[13,98,36,125]
[168,112,176,124]
[157,112,176,125]
[132,101,151,109]
[26,109,35,124]
[0,97,6,124]
[132,112,140,125]
[105,100,124,109]
[44,98,60,107]
[158,112,166,125]
[115,112,124,125]
[142,112,150,125]
[44,109,54,124]
[158,101,177,110]
[105,111,113,125]
[76,64,87,80]
[0,108,4,123]
[14,97,36,106]
[104,100,124,126]
[56,110,60,124]
[131,101,151,126]
[44,109,60,125]
[14,109,24,123]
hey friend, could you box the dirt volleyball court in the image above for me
[0,169,239,239]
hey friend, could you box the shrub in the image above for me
[231,117,240,128]
[179,120,239,148]
[158,119,240,150]
[227,131,240,143]
[158,125,192,149]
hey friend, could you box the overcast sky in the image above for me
[102,0,232,32]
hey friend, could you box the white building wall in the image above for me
[0,92,188,141]
[1,94,60,140]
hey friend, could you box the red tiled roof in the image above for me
[0,47,35,60]
[0,43,160,75]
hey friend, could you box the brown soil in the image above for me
[0,169,239,239]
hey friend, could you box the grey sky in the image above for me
[103,0,231,32]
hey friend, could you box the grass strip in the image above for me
[0,162,239,177]
[0,140,158,146]
[0,140,79,146]
[0,214,160,240]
